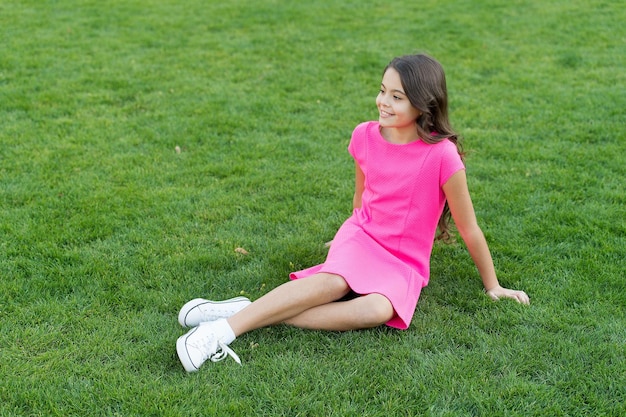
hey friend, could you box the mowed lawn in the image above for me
[0,0,624,416]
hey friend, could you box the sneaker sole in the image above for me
[178,297,251,327]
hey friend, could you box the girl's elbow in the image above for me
[457,224,484,242]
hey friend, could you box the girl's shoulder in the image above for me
[434,136,460,151]
[424,134,460,154]
[349,121,379,158]
[350,121,379,146]
[352,121,378,136]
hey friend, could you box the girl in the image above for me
[176,53,530,372]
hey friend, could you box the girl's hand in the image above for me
[485,285,530,305]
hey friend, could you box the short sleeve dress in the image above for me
[290,121,465,329]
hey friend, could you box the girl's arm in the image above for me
[353,161,365,209]
[327,162,365,248]
[442,170,530,304]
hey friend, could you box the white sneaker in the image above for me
[178,297,251,327]
[176,319,241,372]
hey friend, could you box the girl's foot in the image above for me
[176,319,240,372]
[178,297,251,327]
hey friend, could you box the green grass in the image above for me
[1,0,624,415]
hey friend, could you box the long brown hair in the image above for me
[385,54,464,242]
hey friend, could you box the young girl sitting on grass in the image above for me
[176,53,530,372]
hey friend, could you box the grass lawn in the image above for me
[1,0,624,415]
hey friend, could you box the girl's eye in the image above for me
[393,95,401,100]
[379,89,385,94]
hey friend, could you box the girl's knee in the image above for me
[360,293,395,327]
[316,273,350,296]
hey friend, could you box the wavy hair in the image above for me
[385,54,464,242]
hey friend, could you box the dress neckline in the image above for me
[374,122,423,146]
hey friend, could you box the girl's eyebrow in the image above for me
[380,83,407,96]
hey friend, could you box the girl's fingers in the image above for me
[513,291,530,304]
[487,289,530,304]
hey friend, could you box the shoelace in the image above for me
[200,307,238,321]
[210,341,241,365]
[189,325,242,366]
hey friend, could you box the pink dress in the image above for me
[290,121,465,329]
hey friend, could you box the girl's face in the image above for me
[376,68,421,131]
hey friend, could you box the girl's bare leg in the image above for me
[283,293,395,331]
[227,273,351,337]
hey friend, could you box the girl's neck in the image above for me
[379,125,420,145]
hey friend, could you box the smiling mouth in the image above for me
[380,110,394,117]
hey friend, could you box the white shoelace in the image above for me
[210,341,241,365]
[200,307,239,321]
